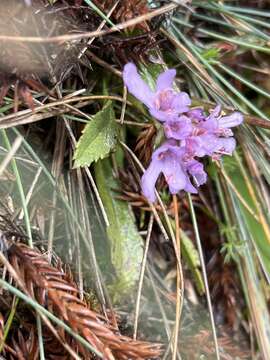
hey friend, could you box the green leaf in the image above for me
[73,101,118,168]
[94,158,144,301]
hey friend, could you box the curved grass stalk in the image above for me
[207,3,270,18]
[234,152,270,246]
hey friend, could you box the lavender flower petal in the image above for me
[162,155,186,194]
[149,92,191,122]
[215,137,236,155]
[187,160,207,186]
[187,108,205,122]
[149,107,171,122]
[141,142,189,202]
[123,63,155,108]
[156,69,176,92]
[141,160,162,203]
[207,104,222,120]
[218,112,243,128]
[164,116,192,140]
[171,92,191,113]
[184,135,216,157]
[183,179,198,193]
[123,63,192,122]
[186,105,243,158]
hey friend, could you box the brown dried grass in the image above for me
[0,236,162,359]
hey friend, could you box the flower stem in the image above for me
[172,195,184,360]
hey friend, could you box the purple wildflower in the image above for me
[123,63,191,122]
[141,141,207,202]
[122,64,243,202]
[183,105,243,159]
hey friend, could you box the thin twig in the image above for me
[0,3,178,43]
[0,95,128,124]
[147,267,181,360]
[61,116,108,310]
[1,131,33,247]
[87,51,122,77]
[0,101,92,129]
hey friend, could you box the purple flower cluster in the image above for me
[123,63,243,203]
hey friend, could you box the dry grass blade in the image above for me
[135,124,156,165]
[3,240,162,359]
[0,95,126,129]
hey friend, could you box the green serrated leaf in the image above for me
[73,101,118,168]
[94,158,144,301]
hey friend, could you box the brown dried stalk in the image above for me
[135,124,156,165]
[3,241,161,359]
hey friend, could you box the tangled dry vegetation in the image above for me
[0,1,170,359]
[0,0,270,359]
